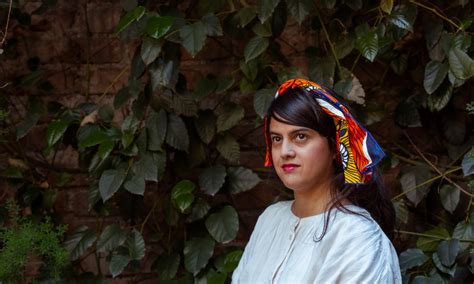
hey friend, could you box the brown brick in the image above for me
[86,2,122,33]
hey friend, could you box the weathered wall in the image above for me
[1,1,400,282]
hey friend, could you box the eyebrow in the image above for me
[270,128,311,136]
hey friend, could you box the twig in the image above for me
[409,0,462,31]
[396,230,473,242]
[0,0,13,47]
[140,198,159,234]
[315,8,343,78]
[403,131,473,197]
[97,65,130,102]
[392,167,462,200]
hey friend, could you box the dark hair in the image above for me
[265,86,396,241]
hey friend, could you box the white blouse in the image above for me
[232,200,402,283]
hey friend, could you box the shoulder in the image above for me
[253,200,292,227]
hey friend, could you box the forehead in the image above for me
[269,117,315,134]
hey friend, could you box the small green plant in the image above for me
[0,201,69,282]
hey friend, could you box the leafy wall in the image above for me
[0,0,473,283]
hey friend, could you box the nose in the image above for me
[280,140,296,159]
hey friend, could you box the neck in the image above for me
[291,180,333,218]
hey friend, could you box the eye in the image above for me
[271,136,281,143]
[296,133,307,141]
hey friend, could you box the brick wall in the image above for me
[1,0,298,282]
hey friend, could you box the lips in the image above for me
[282,163,300,172]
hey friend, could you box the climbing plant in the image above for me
[1,0,473,282]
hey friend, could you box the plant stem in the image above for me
[404,131,473,198]
[409,0,462,31]
[316,9,343,78]
[392,167,462,200]
[396,230,474,242]
[0,0,13,47]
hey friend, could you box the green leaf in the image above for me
[227,167,261,194]
[16,99,44,140]
[223,250,243,272]
[64,225,96,261]
[205,205,239,243]
[462,147,474,176]
[184,237,215,275]
[400,165,433,206]
[334,36,355,59]
[244,36,269,63]
[79,127,109,148]
[146,16,174,39]
[453,219,474,240]
[217,134,240,163]
[394,99,422,128]
[380,0,393,14]
[207,269,227,284]
[308,56,336,87]
[202,14,223,36]
[46,119,69,147]
[141,37,163,65]
[355,29,378,62]
[252,20,272,37]
[427,84,453,112]
[390,54,408,75]
[345,0,362,10]
[109,254,130,278]
[399,248,428,272]
[416,227,450,252]
[124,174,145,195]
[216,103,245,132]
[423,61,448,94]
[437,239,459,267]
[237,6,257,28]
[216,75,234,94]
[258,0,281,23]
[149,59,179,91]
[194,110,216,144]
[115,5,146,34]
[240,59,259,81]
[389,4,416,32]
[96,224,128,252]
[432,252,456,276]
[412,275,444,284]
[193,77,217,99]
[439,184,460,214]
[153,253,180,280]
[133,154,158,182]
[166,113,189,152]
[198,0,226,16]
[448,47,474,80]
[99,169,126,202]
[127,229,146,260]
[199,165,226,196]
[146,109,167,151]
[180,22,207,57]
[171,180,196,213]
[171,94,198,116]
[187,198,211,223]
[321,0,336,9]
[393,200,409,224]
[254,88,277,119]
[286,0,312,25]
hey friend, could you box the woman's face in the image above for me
[269,117,335,193]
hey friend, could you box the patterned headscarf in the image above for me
[264,78,385,184]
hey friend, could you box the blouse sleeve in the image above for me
[313,219,401,284]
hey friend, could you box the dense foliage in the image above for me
[0,0,473,282]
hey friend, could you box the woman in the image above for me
[232,79,401,283]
